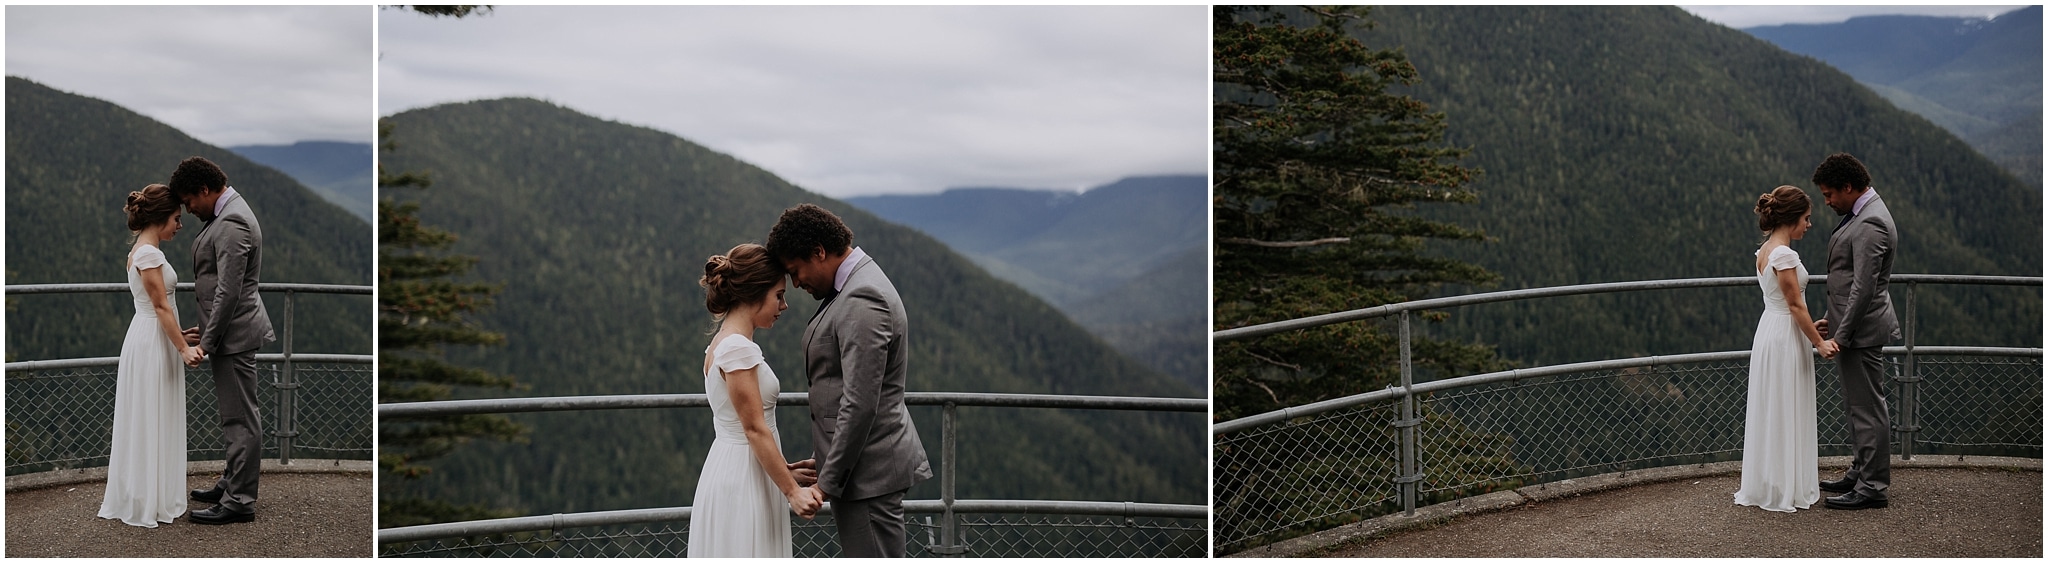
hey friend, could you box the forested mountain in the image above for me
[1743,6,2042,187]
[5,76,372,360]
[845,176,1207,387]
[229,141,374,221]
[1349,6,2040,371]
[378,98,1203,517]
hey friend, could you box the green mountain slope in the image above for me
[1350,6,2040,370]
[229,141,374,222]
[378,98,1203,517]
[845,176,1208,387]
[5,76,372,360]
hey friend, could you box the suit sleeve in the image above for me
[1834,217,1890,346]
[817,287,895,498]
[201,214,256,354]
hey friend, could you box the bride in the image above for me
[100,184,205,527]
[1733,185,1839,512]
[688,243,822,556]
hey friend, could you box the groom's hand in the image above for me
[789,458,818,487]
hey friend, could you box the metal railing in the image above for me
[378,392,1209,557]
[1212,275,2041,552]
[5,283,372,475]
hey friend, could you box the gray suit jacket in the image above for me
[1823,192,1902,349]
[192,192,276,356]
[804,255,932,501]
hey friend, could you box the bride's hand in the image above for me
[1816,339,1839,359]
[181,347,204,367]
[787,486,821,519]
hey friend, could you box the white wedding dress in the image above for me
[98,244,189,527]
[1733,245,1820,512]
[686,333,792,557]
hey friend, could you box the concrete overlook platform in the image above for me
[1234,457,2041,558]
[6,462,372,558]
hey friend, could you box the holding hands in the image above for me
[1812,318,1838,359]
[786,485,822,519]
[788,458,817,487]
[180,327,206,367]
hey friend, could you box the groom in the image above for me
[769,203,932,557]
[1811,153,1900,511]
[169,156,275,525]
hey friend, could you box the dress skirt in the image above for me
[97,313,188,527]
[686,439,792,557]
[1732,309,1820,512]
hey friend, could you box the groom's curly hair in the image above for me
[1811,153,1871,191]
[765,203,854,262]
[166,156,228,199]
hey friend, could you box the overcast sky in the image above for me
[6,6,372,147]
[378,6,1207,198]
[1680,5,2029,29]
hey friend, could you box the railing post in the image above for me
[279,290,297,464]
[937,401,962,556]
[1898,282,1918,460]
[1394,310,1421,517]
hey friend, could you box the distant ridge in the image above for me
[1743,6,2042,186]
[229,140,374,221]
[846,175,1207,387]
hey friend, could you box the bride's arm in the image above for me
[1774,265,1837,358]
[139,264,201,365]
[723,366,821,518]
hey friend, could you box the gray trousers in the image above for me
[1836,345,1890,499]
[832,489,907,557]
[211,349,261,512]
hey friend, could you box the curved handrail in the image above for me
[379,392,1206,418]
[4,282,371,294]
[1213,274,2041,342]
[378,499,1207,545]
[1213,346,2043,435]
[5,354,372,372]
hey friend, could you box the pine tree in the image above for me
[1212,6,1508,420]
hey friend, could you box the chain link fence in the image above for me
[1213,351,2041,553]
[6,358,373,475]
[381,510,1206,557]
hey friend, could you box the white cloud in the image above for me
[6,6,374,147]
[377,6,1209,197]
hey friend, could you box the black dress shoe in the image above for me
[1819,477,1855,494]
[191,486,224,504]
[189,505,255,525]
[1824,491,1888,510]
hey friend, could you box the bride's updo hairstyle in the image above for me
[1754,185,1810,232]
[700,243,786,316]
[124,183,180,232]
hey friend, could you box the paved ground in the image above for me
[5,472,373,558]
[1323,467,2041,558]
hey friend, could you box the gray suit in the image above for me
[191,191,275,513]
[1822,191,1901,499]
[803,254,932,557]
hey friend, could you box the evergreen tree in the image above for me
[375,118,525,527]
[376,4,522,528]
[1212,6,1508,420]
